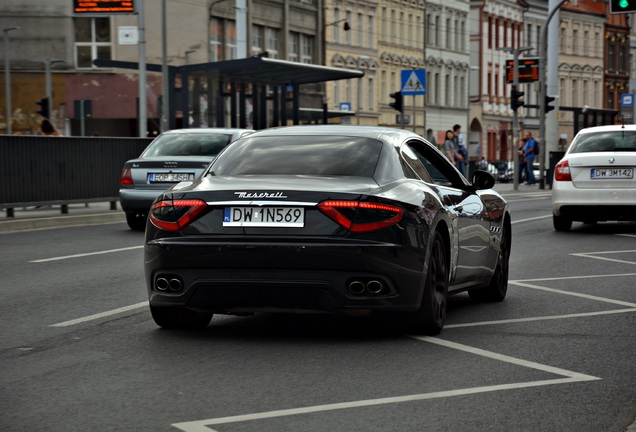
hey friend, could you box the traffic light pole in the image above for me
[538,0,567,190]
[501,46,531,191]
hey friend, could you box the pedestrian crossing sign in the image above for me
[401,70,426,96]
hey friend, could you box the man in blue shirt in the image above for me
[523,131,537,185]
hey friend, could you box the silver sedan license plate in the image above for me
[149,173,193,183]
[223,206,305,227]
[590,168,633,179]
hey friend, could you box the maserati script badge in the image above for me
[234,191,287,199]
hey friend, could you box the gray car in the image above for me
[119,128,254,230]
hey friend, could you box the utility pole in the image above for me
[3,26,18,135]
[137,0,147,137]
[161,0,169,132]
[538,0,568,189]
[500,46,532,191]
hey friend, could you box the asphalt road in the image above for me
[1,187,636,432]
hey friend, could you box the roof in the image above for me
[95,57,364,86]
[182,56,365,85]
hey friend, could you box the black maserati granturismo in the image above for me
[144,125,511,335]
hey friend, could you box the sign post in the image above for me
[401,70,426,132]
[620,93,634,123]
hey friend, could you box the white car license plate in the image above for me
[149,173,193,183]
[590,168,633,179]
[223,207,305,227]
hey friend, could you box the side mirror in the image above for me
[472,169,495,190]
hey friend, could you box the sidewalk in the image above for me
[0,201,125,233]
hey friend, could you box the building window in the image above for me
[368,14,375,49]
[300,34,314,64]
[210,17,222,61]
[226,20,237,60]
[210,17,236,61]
[74,17,111,69]
[252,25,264,55]
[288,32,299,62]
[391,9,397,39]
[435,15,440,48]
[358,12,364,47]
[266,27,280,59]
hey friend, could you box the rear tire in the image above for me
[469,222,509,303]
[553,214,572,232]
[150,305,213,329]
[126,213,147,231]
[405,231,448,336]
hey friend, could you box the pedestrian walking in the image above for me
[523,132,537,185]
[453,124,466,176]
[443,130,457,166]
[518,137,527,183]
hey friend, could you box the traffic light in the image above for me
[36,97,50,119]
[510,85,524,111]
[610,0,636,14]
[389,91,403,113]
[545,95,556,113]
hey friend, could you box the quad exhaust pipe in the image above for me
[347,279,385,296]
[155,276,184,293]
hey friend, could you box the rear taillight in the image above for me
[120,168,133,185]
[318,200,403,233]
[554,160,572,181]
[149,199,207,231]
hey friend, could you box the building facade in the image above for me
[1,0,633,148]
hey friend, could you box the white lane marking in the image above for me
[511,214,552,224]
[30,245,143,263]
[49,302,147,327]
[171,337,599,432]
[510,280,636,307]
[513,273,636,282]
[446,308,636,329]
[572,250,636,266]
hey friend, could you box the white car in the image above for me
[552,124,636,231]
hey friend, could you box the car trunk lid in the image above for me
[567,152,636,189]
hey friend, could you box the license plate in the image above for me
[149,173,193,183]
[223,207,305,227]
[590,168,633,179]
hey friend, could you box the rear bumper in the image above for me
[552,183,636,221]
[144,240,427,314]
[119,188,165,213]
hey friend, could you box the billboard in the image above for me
[505,58,539,84]
[73,0,135,14]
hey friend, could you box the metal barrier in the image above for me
[1,135,152,217]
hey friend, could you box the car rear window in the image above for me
[142,133,233,157]
[209,135,383,177]
[570,131,636,153]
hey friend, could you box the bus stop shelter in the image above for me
[95,56,363,130]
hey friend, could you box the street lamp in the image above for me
[3,26,19,135]
[321,18,351,123]
[185,50,196,65]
